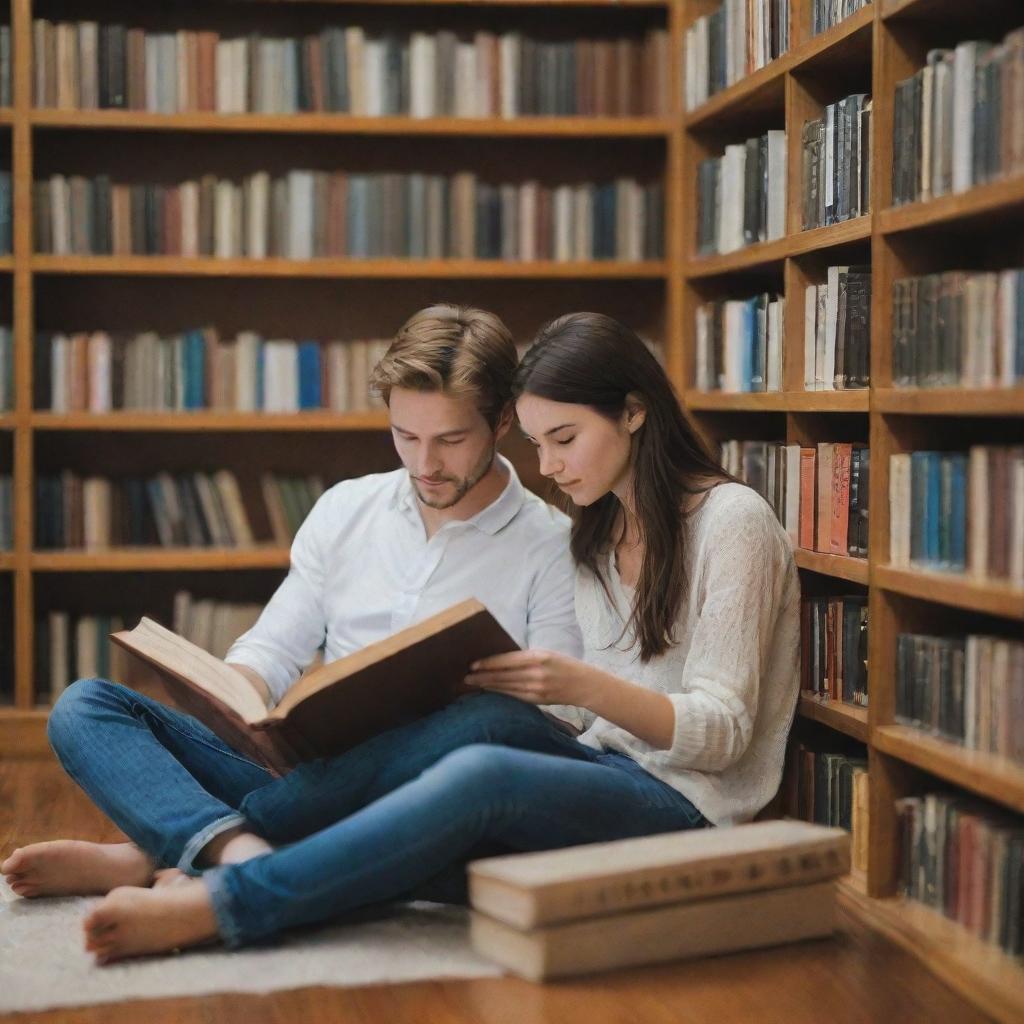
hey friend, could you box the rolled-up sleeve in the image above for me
[224,496,329,706]
[656,503,792,773]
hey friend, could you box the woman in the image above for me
[78,312,800,962]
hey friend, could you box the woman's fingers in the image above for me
[471,650,550,672]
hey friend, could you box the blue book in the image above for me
[924,451,942,567]
[742,298,757,392]
[910,452,931,567]
[298,342,322,410]
[0,171,12,254]
[938,455,953,569]
[948,453,967,571]
[185,330,205,410]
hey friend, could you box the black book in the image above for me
[742,136,760,245]
[33,331,52,410]
[93,175,112,255]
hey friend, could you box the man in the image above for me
[3,304,582,899]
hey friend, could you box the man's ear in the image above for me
[493,402,515,443]
[624,393,647,434]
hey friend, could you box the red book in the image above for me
[830,443,853,555]
[799,448,816,550]
[816,443,835,553]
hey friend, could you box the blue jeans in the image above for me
[48,678,706,946]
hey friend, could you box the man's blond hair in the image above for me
[370,304,518,428]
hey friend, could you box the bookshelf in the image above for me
[680,1,1024,1019]
[1,0,1021,1019]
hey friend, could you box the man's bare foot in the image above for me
[152,868,190,889]
[1,841,156,898]
[83,881,220,963]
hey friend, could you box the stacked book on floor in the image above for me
[468,819,849,980]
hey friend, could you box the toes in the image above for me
[1,850,23,873]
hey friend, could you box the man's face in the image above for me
[388,387,499,510]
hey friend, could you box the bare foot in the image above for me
[83,881,220,963]
[1,841,156,898]
[152,868,192,889]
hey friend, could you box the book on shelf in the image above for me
[802,93,871,230]
[684,0,791,111]
[469,818,850,929]
[0,25,10,108]
[803,265,871,391]
[892,28,1024,206]
[891,269,1024,389]
[110,598,518,775]
[36,611,133,705]
[33,171,664,262]
[0,326,12,412]
[889,446,1023,584]
[801,594,869,707]
[36,329,391,414]
[262,475,324,545]
[694,292,784,392]
[896,632,1024,764]
[33,20,670,118]
[721,440,869,557]
[896,792,1024,959]
[0,474,11,552]
[696,129,787,256]
[0,170,11,256]
[811,0,871,38]
[784,740,868,874]
[33,469,257,550]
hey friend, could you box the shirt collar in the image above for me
[391,454,526,536]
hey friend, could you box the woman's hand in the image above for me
[465,649,594,707]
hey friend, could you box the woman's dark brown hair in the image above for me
[513,312,730,661]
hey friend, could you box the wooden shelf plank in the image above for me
[0,415,16,430]
[0,554,15,570]
[30,255,669,280]
[0,256,14,271]
[683,389,868,412]
[31,547,291,572]
[874,565,1024,620]
[880,176,1024,235]
[873,388,1024,416]
[794,549,870,584]
[796,6,875,73]
[0,109,12,125]
[838,887,1024,1024]
[686,218,871,278]
[30,109,674,138]
[798,694,869,741]
[30,411,391,431]
[874,724,1024,815]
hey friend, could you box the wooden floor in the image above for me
[1,757,992,1024]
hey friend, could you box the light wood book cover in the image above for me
[468,819,849,928]
[470,879,837,981]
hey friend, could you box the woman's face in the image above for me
[516,393,641,506]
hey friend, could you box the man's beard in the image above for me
[412,443,496,510]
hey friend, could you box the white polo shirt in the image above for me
[226,455,582,706]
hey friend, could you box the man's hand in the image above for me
[227,663,274,711]
[464,650,593,707]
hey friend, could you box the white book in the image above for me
[804,285,817,390]
[684,25,697,112]
[214,180,236,259]
[976,273,997,387]
[784,444,801,546]
[695,305,710,391]
[998,270,1018,386]
[82,478,111,550]
[234,331,261,411]
[215,40,233,113]
[823,266,842,392]
[75,615,99,679]
[964,635,979,749]
[233,38,249,115]
[409,33,436,118]
[51,334,69,413]
[889,453,912,567]
[968,446,989,578]
[519,181,537,261]
[263,340,299,412]
[50,174,71,254]
[572,186,592,261]
[932,53,952,197]
[180,181,199,257]
[280,38,297,115]
[158,33,177,113]
[346,27,366,116]
[824,102,835,221]
[245,171,269,259]
[287,170,314,260]
[920,64,934,203]
[766,298,783,392]
[814,284,827,390]
[79,22,99,109]
[363,38,384,118]
[952,42,985,194]
[695,17,709,107]
[499,33,520,118]
[766,130,787,240]
[176,30,190,113]
[256,38,276,113]
[723,300,745,392]
[553,185,573,262]
[87,331,112,413]
[719,144,746,254]
[454,42,476,117]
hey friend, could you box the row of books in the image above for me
[889,447,1023,584]
[34,172,665,262]
[891,269,1024,389]
[683,0,790,111]
[33,21,671,118]
[0,171,11,255]
[0,327,12,411]
[34,471,321,550]
[0,27,9,107]
[801,93,872,230]
[696,130,787,255]
[897,792,1023,959]
[896,632,1024,765]
[801,596,869,707]
[35,612,131,704]
[720,440,870,557]
[36,331,389,414]
[892,30,1024,207]
[811,0,871,37]
[804,266,871,391]
[0,475,10,551]
[693,293,784,392]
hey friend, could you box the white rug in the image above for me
[0,879,503,1013]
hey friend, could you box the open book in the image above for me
[110,598,518,776]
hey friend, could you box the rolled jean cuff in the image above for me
[202,865,247,949]
[177,813,248,876]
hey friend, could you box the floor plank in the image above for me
[0,757,992,1024]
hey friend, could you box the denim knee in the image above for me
[47,677,119,753]
[448,691,547,735]
[425,743,529,806]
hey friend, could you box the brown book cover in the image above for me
[988,447,1010,579]
[829,442,853,555]
[799,447,816,550]
[126,28,146,111]
[110,598,518,776]
[816,443,835,553]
